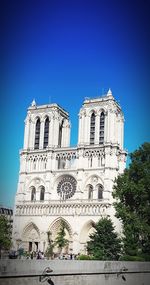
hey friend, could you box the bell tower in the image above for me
[78,89,124,149]
[23,101,71,150]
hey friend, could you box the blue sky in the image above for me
[0,0,150,208]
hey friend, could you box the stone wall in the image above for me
[0,260,150,285]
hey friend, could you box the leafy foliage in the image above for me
[45,231,55,259]
[77,254,92,260]
[0,215,12,256]
[87,217,122,260]
[113,142,150,260]
[55,221,69,253]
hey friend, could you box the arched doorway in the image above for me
[79,220,96,254]
[22,222,40,252]
[48,218,73,256]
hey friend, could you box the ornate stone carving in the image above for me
[36,178,40,184]
[16,201,111,217]
[92,176,98,183]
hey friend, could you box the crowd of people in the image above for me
[26,250,44,259]
[23,250,79,260]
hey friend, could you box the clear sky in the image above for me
[0,0,150,208]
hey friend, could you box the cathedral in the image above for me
[13,89,127,255]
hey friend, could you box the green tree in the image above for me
[113,142,150,260]
[55,221,69,254]
[0,215,12,258]
[87,217,122,260]
[45,231,55,259]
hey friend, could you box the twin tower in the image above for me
[13,89,127,255]
[23,89,124,151]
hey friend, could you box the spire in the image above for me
[107,88,113,97]
[31,99,36,107]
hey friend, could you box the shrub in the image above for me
[119,255,145,261]
[77,254,92,260]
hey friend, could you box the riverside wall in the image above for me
[0,260,150,285]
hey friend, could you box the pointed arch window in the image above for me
[88,184,93,200]
[58,120,63,147]
[40,186,45,201]
[34,118,40,149]
[31,187,36,201]
[90,112,95,145]
[43,117,49,149]
[97,184,103,200]
[99,112,105,144]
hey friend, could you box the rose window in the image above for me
[57,175,77,200]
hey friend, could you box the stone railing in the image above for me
[15,199,111,216]
[0,260,150,285]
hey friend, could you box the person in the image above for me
[37,251,41,259]
[40,252,44,259]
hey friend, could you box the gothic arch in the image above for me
[22,222,40,241]
[39,185,45,201]
[43,116,49,148]
[27,177,45,189]
[89,109,96,116]
[98,108,106,115]
[86,184,93,200]
[32,115,42,123]
[34,117,41,149]
[30,186,36,201]
[79,220,96,244]
[96,184,104,200]
[42,114,51,122]
[84,175,104,188]
[48,217,73,241]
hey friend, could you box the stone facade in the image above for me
[13,89,127,254]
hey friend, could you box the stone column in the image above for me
[20,154,26,173]
[77,148,84,169]
[72,235,80,255]
[78,114,82,145]
[112,111,116,143]
[109,110,115,143]
[48,118,53,147]
[62,120,70,147]
[84,114,90,145]
[114,114,118,144]
[86,115,91,145]
[66,123,71,146]
[80,115,84,145]
[23,117,30,150]
[39,119,45,149]
[83,115,87,145]
[78,114,85,145]
[65,158,70,169]
[29,120,35,149]
[53,115,60,147]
